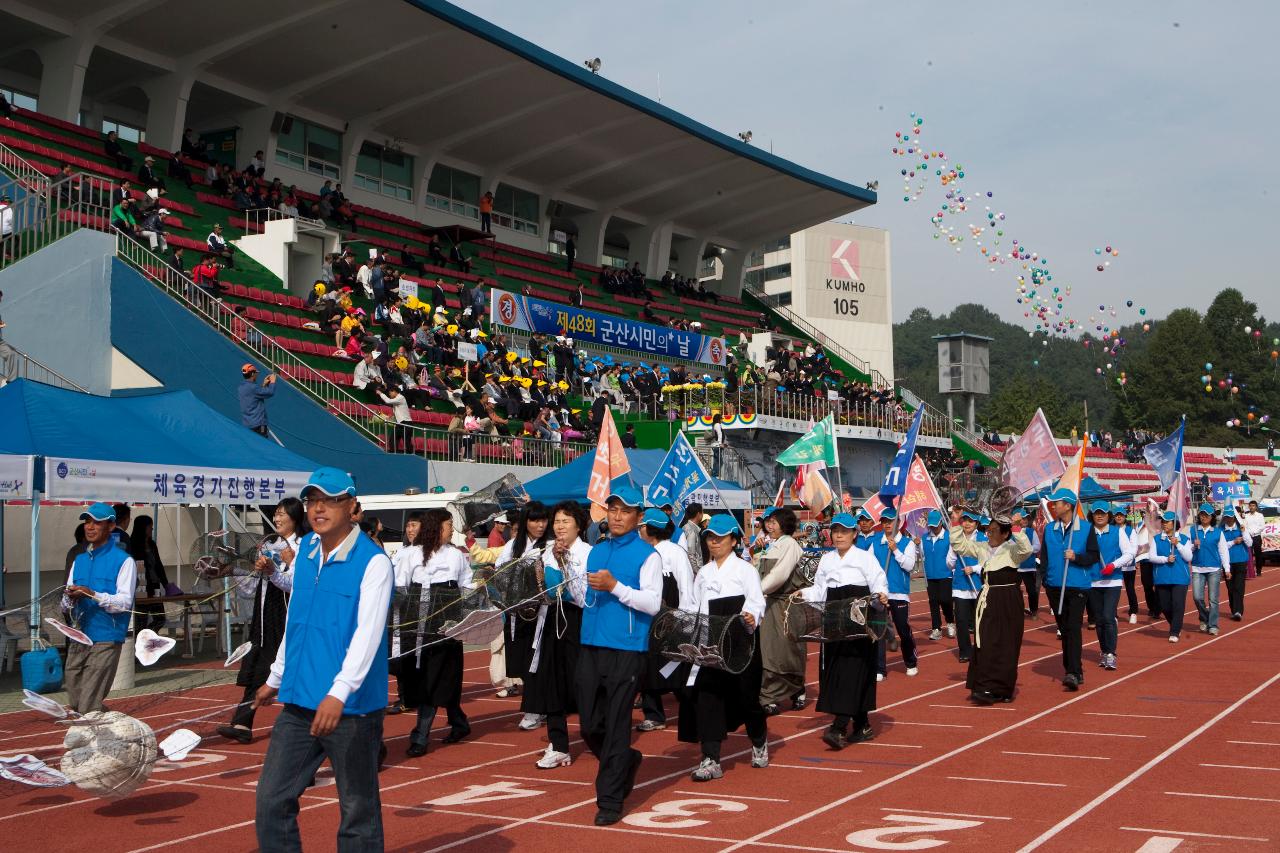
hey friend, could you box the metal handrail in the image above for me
[951,420,1004,461]
[0,140,51,197]
[0,340,88,391]
[241,206,326,234]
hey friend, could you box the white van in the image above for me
[357,491,471,558]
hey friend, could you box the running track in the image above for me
[3,579,1279,852]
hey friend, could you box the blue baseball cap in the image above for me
[1089,501,1112,516]
[606,482,644,508]
[979,514,991,526]
[1160,510,1178,522]
[642,508,672,528]
[761,506,778,519]
[701,514,742,538]
[1221,505,1236,518]
[300,467,357,499]
[79,502,116,522]
[1197,502,1214,516]
[961,509,980,521]
[926,509,944,527]
[880,507,898,522]
[1048,487,1078,504]
[855,507,873,521]
[830,512,858,530]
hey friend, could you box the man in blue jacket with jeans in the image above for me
[253,467,393,852]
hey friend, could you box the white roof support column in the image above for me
[573,208,613,268]
[235,106,279,173]
[624,221,674,277]
[36,34,95,124]
[142,71,195,153]
[411,151,438,228]
[714,248,747,299]
[341,122,371,192]
[675,236,709,281]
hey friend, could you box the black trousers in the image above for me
[702,714,766,761]
[1019,571,1040,614]
[926,579,953,629]
[231,683,259,728]
[831,712,868,734]
[1046,586,1087,678]
[1140,561,1161,618]
[410,703,468,746]
[877,601,918,673]
[1122,571,1140,616]
[640,689,668,723]
[953,597,976,658]
[547,711,570,753]
[1253,535,1265,575]
[1156,584,1188,636]
[575,646,644,812]
[1226,563,1247,616]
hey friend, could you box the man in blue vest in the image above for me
[253,467,394,852]
[872,508,919,679]
[921,509,957,640]
[951,509,986,664]
[62,502,137,713]
[576,483,663,827]
[1040,488,1098,690]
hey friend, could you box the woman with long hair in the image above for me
[525,501,591,768]
[128,515,171,632]
[755,508,808,714]
[398,508,473,757]
[635,508,696,732]
[496,501,552,729]
[217,498,308,744]
[387,511,425,715]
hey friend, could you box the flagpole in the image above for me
[832,412,844,509]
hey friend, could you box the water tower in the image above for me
[933,332,992,432]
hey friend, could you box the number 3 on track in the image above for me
[846,815,983,850]
[623,798,748,829]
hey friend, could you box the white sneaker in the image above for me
[751,742,769,768]
[906,667,919,676]
[1128,613,1138,624]
[1168,635,1179,643]
[691,756,724,781]
[518,713,546,731]
[535,747,572,769]
[929,629,941,640]
[946,625,956,638]
[1208,626,1219,636]
[876,673,885,682]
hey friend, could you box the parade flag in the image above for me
[1143,419,1185,491]
[998,408,1065,495]
[587,406,631,521]
[879,407,925,506]
[792,462,833,509]
[859,493,887,523]
[646,432,711,511]
[1166,470,1192,525]
[1059,444,1088,520]
[772,479,786,508]
[900,454,945,538]
[776,414,838,468]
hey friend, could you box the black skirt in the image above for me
[235,575,288,689]
[677,594,764,745]
[644,574,689,690]
[966,569,1024,697]
[521,600,582,715]
[815,584,877,718]
[398,582,465,709]
[504,611,538,680]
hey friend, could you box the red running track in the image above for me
[3,580,1279,852]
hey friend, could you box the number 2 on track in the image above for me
[845,815,983,850]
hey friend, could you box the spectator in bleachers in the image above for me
[191,254,224,297]
[279,195,299,218]
[353,349,381,393]
[207,223,235,268]
[138,186,166,215]
[137,155,165,191]
[333,248,355,286]
[138,207,170,254]
[104,130,132,171]
[0,91,11,119]
[426,233,447,267]
[209,162,228,196]
[565,234,576,272]
[111,179,131,209]
[168,246,186,278]
[480,191,494,233]
[356,253,375,299]
[167,150,194,190]
[181,127,204,162]
[377,386,413,453]
[110,196,139,239]
[401,242,427,277]
[232,184,254,211]
[245,149,265,178]
[0,195,13,262]
[238,364,276,436]
[449,241,473,274]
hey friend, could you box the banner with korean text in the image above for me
[43,457,311,504]
[490,289,727,366]
[0,454,34,500]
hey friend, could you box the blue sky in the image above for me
[451,1,1278,329]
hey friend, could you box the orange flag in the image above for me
[587,406,631,521]
[1059,444,1088,519]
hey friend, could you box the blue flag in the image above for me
[1142,419,1185,491]
[879,407,925,506]
[647,432,711,510]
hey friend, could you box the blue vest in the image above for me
[580,529,656,653]
[71,544,132,643]
[922,533,952,580]
[279,530,390,716]
[1221,526,1249,564]
[855,532,874,551]
[954,530,986,591]
[1094,526,1123,582]
[1042,521,1094,588]
[1190,526,1223,569]
[873,532,912,596]
[1018,529,1040,570]
[1152,533,1191,586]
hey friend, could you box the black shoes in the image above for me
[851,725,875,743]
[791,693,808,711]
[406,741,428,757]
[970,690,1011,705]
[442,726,471,744]
[595,809,622,826]
[216,725,252,744]
[822,728,847,750]
[1062,673,1080,691]
[762,703,781,716]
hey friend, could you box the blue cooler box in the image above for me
[21,646,64,693]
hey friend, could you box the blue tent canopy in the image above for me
[1031,474,1151,503]
[524,448,752,510]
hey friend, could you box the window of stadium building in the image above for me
[425,163,481,219]
[102,118,145,143]
[354,141,414,203]
[275,116,342,180]
[491,182,540,235]
[1,86,37,112]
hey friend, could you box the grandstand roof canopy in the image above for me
[0,0,875,249]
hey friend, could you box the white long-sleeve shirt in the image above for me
[691,554,766,623]
[266,526,394,704]
[1152,531,1194,564]
[1220,525,1253,573]
[802,546,888,604]
[1242,510,1266,538]
[544,538,591,607]
[377,390,412,424]
[61,545,137,615]
[653,538,696,610]
[353,359,379,390]
[396,543,473,590]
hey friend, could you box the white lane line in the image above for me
[492,774,590,786]
[673,791,788,802]
[771,763,862,773]
[855,742,922,749]
[1044,730,1146,738]
[1003,751,1110,760]
[468,740,518,747]
[1251,720,1280,725]
[946,775,1065,788]
[1227,740,1280,746]
[1119,827,1270,842]
[1164,791,1280,804]
[930,703,1017,711]
[1198,763,1280,772]
[890,720,973,729]
[882,807,1013,821]
[1086,712,1174,719]
[1016,667,1280,851]
[719,599,1280,853]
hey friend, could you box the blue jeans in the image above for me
[1192,571,1221,630]
[1088,585,1122,655]
[255,704,385,853]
